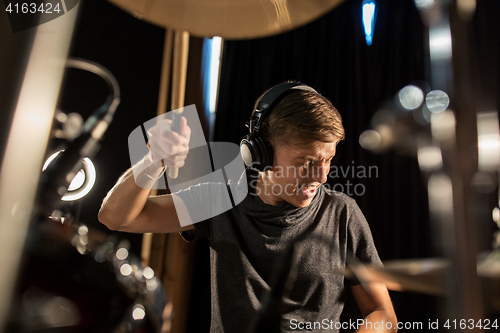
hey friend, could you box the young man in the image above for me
[99,83,397,332]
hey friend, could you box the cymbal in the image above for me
[345,258,450,296]
[107,0,346,39]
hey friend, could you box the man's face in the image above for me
[259,140,337,207]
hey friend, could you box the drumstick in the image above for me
[168,109,183,179]
[168,30,190,179]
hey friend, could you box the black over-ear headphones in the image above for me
[240,82,317,171]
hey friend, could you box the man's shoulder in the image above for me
[320,185,357,207]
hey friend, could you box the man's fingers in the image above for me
[151,141,189,160]
[180,116,191,143]
[162,156,186,168]
[161,129,188,146]
[147,116,190,166]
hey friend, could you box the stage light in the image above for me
[492,207,500,223]
[431,110,456,142]
[429,26,452,62]
[203,36,223,115]
[362,0,376,46]
[42,151,96,201]
[359,129,382,151]
[132,305,146,321]
[398,85,424,110]
[120,263,133,276]
[116,248,129,261]
[426,90,450,113]
[477,111,500,171]
[209,37,222,114]
[414,0,435,10]
[417,146,443,172]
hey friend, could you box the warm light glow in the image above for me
[428,174,454,213]
[78,225,88,235]
[120,263,133,276]
[146,278,158,291]
[457,0,476,20]
[359,129,382,150]
[478,139,500,150]
[362,1,376,45]
[492,207,500,223]
[116,248,129,260]
[142,266,155,280]
[431,110,456,142]
[417,146,443,171]
[132,305,146,320]
[477,112,500,171]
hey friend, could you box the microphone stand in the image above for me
[35,59,120,217]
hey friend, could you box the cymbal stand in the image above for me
[416,0,483,329]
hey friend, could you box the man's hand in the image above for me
[146,116,191,169]
[99,115,195,233]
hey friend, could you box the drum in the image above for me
[6,217,168,333]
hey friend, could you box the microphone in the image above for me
[51,109,84,141]
[36,59,120,215]
[247,244,297,333]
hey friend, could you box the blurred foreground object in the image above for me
[359,0,495,327]
[0,5,79,331]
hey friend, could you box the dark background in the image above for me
[2,0,499,331]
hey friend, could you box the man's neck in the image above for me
[255,172,281,206]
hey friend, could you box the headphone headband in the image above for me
[240,82,317,170]
[247,82,316,134]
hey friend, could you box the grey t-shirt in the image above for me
[178,179,382,333]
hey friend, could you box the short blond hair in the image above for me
[258,88,345,150]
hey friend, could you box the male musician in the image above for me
[98,82,397,332]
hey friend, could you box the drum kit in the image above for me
[3,0,498,332]
[6,218,168,333]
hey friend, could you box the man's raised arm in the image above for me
[98,116,193,234]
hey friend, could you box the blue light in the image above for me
[202,37,223,115]
[362,0,376,46]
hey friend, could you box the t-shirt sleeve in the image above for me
[345,199,382,285]
[180,219,211,242]
[175,181,231,243]
[347,200,382,265]
[174,170,248,243]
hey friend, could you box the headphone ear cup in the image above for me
[254,135,273,171]
[240,134,274,171]
[240,136,256,168]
